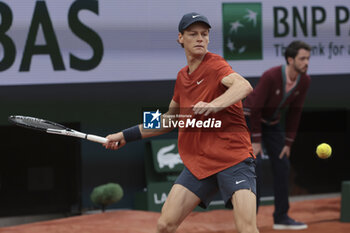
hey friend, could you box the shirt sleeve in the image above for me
[215,58,235,83]
[172,73,181,103]
[284,76,311,146]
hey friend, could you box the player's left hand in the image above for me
[279,145,291,159]
[192,101,220,116]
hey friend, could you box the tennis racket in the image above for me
[8,115,113,145]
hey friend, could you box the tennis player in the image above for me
[104,12,259,233]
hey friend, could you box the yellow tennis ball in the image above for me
[316,143,332,159]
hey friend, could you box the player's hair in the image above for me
[284,40,311,64]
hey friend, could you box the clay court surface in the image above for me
[1,196,349,233]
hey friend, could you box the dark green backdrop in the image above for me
[0,73,349,213]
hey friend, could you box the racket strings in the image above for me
[9,116,67,131]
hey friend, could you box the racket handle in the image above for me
[86,134,119,146]
[86,134,108,144]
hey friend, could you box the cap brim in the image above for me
[182,20,211,31]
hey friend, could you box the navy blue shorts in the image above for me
[175,157,256,209]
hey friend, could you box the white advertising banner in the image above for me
[0,0,349,85]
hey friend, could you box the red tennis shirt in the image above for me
[172,52,253,179]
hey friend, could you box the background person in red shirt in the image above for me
[244,40,311,230]
[104,12,259,233]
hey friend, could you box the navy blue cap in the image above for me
[178,12,211,32]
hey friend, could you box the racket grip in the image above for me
[86,134,108,144]
[86,134,119,146]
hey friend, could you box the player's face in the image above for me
[291,49,310,74]
[178,23,209,56]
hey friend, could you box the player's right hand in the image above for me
[103,132,126,150]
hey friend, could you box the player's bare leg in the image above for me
[232,189,259,233]
[156,184,201,233]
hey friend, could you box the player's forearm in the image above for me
[130,113,177,140]
[211,78,253,109]
[139,124,175,139]
[122,102,179,143]
[120,123,174,144]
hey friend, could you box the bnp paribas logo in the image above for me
[222,3,262,60]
